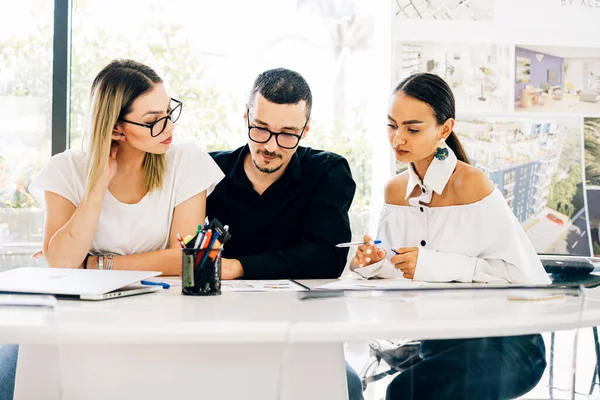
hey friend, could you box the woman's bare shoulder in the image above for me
[452,162,495,204]
[384,171,410,205]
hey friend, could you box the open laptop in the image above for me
[0,267,162,301]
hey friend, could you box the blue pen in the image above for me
[140,280,171,289]
[390,249,399,255]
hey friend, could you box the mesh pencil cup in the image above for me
[181,247,222,296]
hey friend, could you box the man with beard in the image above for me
[207,67,356,282]
[207,67,361,399]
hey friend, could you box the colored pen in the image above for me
[200,229,212,249]
[195,229,212,267]
[198,231,220,271]
[209,240,222,261]
[192,224,203,248]
[194,231,221,284]
[192,222,209,249]
[336,240,382,248]
[140,280,171,289]
[390,248,399,255]
[176,233,185,249]
[195,230,207,250]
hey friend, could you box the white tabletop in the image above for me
[0,279,598,345]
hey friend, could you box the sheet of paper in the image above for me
[220,279,308,292]
[0,294,57,308]
[315,279,423,291]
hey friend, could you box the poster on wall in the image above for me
[393,41,512,112]
[455,117,588,256]
[390,0,594,257]
[585,118,600,257]
[586,189,600,257]
[514,45,600,114]
[393,0,494,21]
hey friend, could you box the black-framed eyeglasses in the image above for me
[246,108,309,150]
[119,98,183,137]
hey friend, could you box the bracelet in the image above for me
[83,253,90,269]
[106,254,114,270]
[98,254,104,270]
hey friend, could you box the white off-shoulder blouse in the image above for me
[350,147,551,285]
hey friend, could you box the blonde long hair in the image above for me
[85,59,166,194]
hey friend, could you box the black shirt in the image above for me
[207,145,356,279]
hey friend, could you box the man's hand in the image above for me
[390,247,419,280]
[221,258,244,280]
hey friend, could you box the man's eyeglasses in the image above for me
[119,98,183,137]
[247,109,309,150]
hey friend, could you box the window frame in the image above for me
[51,0,72,155]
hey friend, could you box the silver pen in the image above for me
[335,240,382,248]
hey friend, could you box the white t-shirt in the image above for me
[348,147,551,285]
[29,142,224,256]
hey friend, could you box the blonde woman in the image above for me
[29,59,224,273]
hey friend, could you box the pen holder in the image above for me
[181,248,222,296]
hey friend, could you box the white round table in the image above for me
[7,280,600,400]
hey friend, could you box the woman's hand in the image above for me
[352,235,386,268]
[31,250,44,260]
[390,247,419,279]
[31,249,94,270]
[101,139,119,183]
[86,255,98,270]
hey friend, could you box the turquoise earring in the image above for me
[434,145,448,161]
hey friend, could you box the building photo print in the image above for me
[455,116,589,256]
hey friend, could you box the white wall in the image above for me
[567,60,585,89]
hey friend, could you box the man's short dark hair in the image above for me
[248,68,312,118]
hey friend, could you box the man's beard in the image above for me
[253,150,283,174]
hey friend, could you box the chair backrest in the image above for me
[360,339,423,389]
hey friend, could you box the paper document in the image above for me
[0,294,57,308]
[221,279,308,292]
[315,279,423,291]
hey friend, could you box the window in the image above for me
[504,170,515,185]
[0,1,53,269]
[71,0,382,239]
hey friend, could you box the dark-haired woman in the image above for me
[351,73,549,400]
